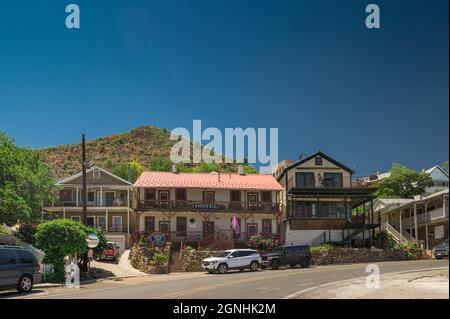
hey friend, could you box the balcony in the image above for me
[402,207,449,228]
[136,199,280,213]
[50,200,127,208]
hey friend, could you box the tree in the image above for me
[0,133,56,225]
[374,163,433,199]
[149,154,172,171]
[442,161,449,174]
[34,219,106,282]
[111,160,144,183]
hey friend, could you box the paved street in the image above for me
[1,259,448,299]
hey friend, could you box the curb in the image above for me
[34,273,150,289]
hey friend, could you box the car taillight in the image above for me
[37,263,41,272]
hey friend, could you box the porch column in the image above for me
[443,195,446,218]
[76,187,79,207]
[425,223,429,250]
[399,210,403,236]
[413,202,418,242]
[100,186,103,207]
[127,187,130,234]
[63,207,66,219]
[106,208,108,232]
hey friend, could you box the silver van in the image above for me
[0,246,41,293]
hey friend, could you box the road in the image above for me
[1,259,448,299]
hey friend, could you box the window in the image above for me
[71,216,81,222]
[315,156,323,166]
[87,191,95,202]
[296,172,315,187]
[0,250,16,265]
[262,219,272,234]
[176,217,187,236]
[59,189,73,202]
[323,173,343,188]
[247,223,258,235]
[159,221,169,234]
[87,216,95,228]
[145,189,155,201]
[175,188,187,201]
[261,191,272,202]
[15,250,35,264]
[318,202,347,218]
[97,216,106,230]
[112,216,122,231]
[203,191,215,203]
[159,191,169,201]
[145,217,155,233]
[93,169,101,179]
[230,190,241,202]
[292,202,314,218]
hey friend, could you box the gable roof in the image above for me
[424,165,449,178]
[134,171,283,191]
[56,166,133,186]
[277,151,355,181]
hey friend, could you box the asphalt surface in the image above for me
[2,259,448,299]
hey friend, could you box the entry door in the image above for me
[159,221,170,238]
[203,221,215,239]
[105,192,115,207]
[159,191,169,209]
[247,193,258,211]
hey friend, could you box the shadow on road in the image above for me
[0,289,46,299]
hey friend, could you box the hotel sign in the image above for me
[192,203,218,210]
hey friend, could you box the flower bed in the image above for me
[129,242,170,274]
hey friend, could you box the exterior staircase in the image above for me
[381,222,415,245]
[169,250,183,272]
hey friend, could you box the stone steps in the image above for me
[169,250,183,272]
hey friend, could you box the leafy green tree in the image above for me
[112,160,144,183]
[0,133,56,225]
[34,219,106,282]
[442,161,449,173]
[374,163,433,199]
[149,154,172,171]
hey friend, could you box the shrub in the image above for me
[247,234,279,251]
[310,244,335,254]
[17,223,36,245]
[152,253,169,265]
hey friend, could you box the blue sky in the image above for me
[0,0,448,177]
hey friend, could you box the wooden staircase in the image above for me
[169,250,183,272]
[198,230,234,250]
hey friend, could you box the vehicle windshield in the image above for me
[105,243,114,249]
[215,251,231,258]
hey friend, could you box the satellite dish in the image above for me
[86,233,99,248]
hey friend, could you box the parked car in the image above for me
[100,242,120,262]
[433,240,449,259]
[202,249,261,274]
[0,245,41,293]
[261,245,311,270]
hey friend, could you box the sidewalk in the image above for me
[291,268,449,299]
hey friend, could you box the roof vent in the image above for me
[171,164,178,174]
[238,164,245,175]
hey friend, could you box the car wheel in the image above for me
[250,261,259,272]
[435,256,443,260]
[17,275,33,293]
[218,263,228,274]
[270,259,280,270]
[289,264,297,268]
[207,270,213,274]
[300,258,310,268]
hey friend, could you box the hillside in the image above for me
[36,126,256,178]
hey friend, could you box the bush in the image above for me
[310,244,335,254]
[247,234,279,251]
[0,224,10,235]
[152,253,169,265]
[17,223,36,245]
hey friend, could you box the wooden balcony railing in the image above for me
[136,200,280,213]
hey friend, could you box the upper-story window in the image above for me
[175,188,187,201]
[323,173,343,188]
[230,190,241,202]
[203,191,215,203]
[261,191,272,202]
[296,172,315,188]
[315,156,323,166]
[145,189,155,201]
[93,169,101,179]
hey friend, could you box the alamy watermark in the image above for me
[365,264,380,289]
[170,120,278,172]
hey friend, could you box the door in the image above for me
[159,221,170,239]
[262,219,272,237]
[247,193,258,210]
[105,192,115,207]
[203,221,215,239]
[227,250,242,268]
[159,191,169,208]
[0,249,19,287]
[176,217,187,237]
[97,216,107,230]
[144,217,155,234]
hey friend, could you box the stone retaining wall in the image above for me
[181,249,222,271]
[129,242,170,274]
[312,247,428,265]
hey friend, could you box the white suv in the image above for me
[202,249,261,274]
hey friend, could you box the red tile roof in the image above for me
[134,171,283,191]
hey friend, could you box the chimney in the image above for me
[172,163,178,174]
[238,164,245,175]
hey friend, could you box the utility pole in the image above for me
[81,134,88,225]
